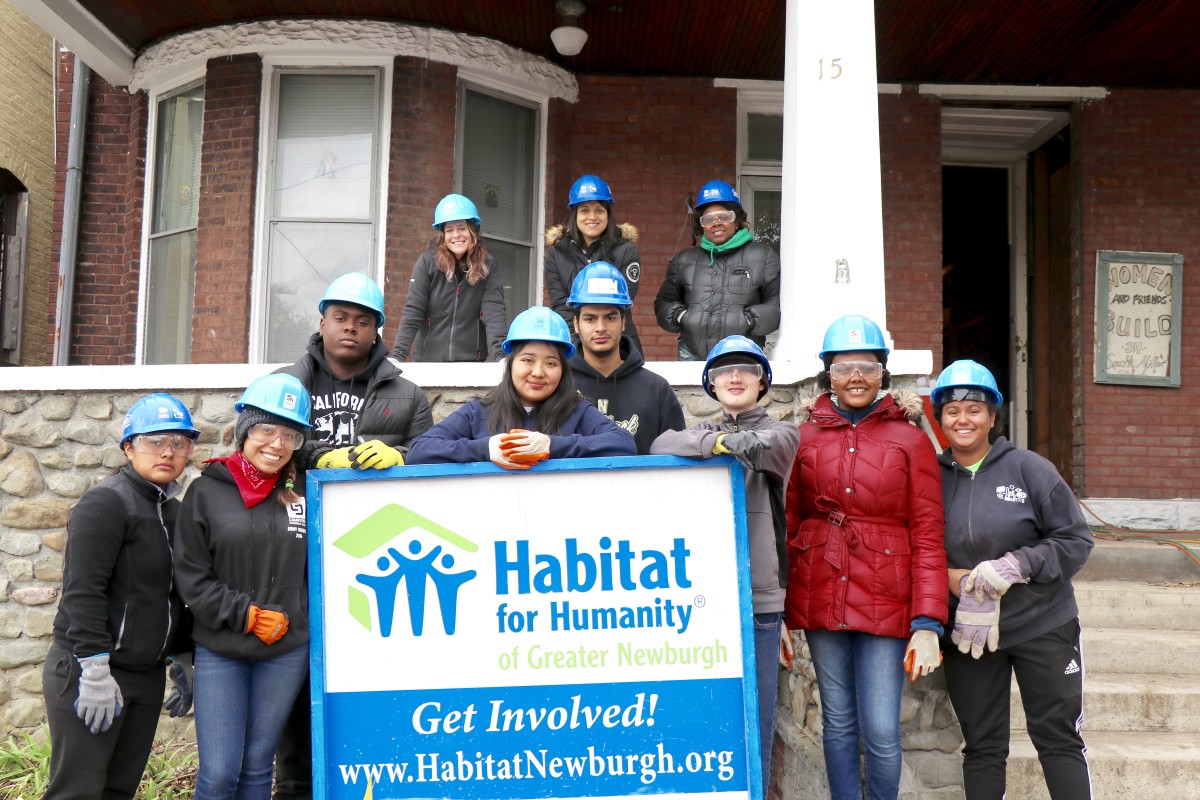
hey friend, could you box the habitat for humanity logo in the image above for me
[332,504,478,638]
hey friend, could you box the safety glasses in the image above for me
[699,210,737,227]
[131,434,195,455]
[709,363,763,382]
[828,361,884,380]
[246,424,305,450]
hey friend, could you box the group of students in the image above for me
[390,174,781,365]
[44,207,1091,800]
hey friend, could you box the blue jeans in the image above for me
[805,630,907,800]
[754,612,783,795]
[194,643,309,800]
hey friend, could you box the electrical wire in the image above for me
[1076,496,1200,570]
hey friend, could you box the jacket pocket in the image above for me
[858,529,912,594]
[728,267,753,295]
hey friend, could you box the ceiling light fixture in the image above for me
[551,0,588,57]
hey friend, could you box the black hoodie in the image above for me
[568,335,684,454]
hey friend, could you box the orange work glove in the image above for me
[499,429,551,464]
[245,604,289,645]
[488,434,531,470]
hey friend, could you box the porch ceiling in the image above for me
[21,0,1200,87]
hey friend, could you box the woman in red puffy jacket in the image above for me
[784,314,948,800]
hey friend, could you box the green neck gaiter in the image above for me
[700,227,753,265]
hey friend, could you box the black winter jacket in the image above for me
[654,239,781,358]
[53,465,190,669]
[544,223,643,353]
[173,461,309,660]
[938,437,1094,649]
[390,248,507,362]
[568,336,684,454]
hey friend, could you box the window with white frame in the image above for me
[262,69,383,362]
[144,82,204,364]
[740,106,783,253]
[458,85,539,320]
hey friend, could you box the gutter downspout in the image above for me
[52,56,90,365]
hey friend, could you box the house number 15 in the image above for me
[817,58,843,79]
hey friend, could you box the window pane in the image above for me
[751,188,782,253]
[144,230,197,364]
[747,113,783,162]
[265,221,372,362]
[152,86,204,233]
[480,238,529,325]
[462,90,535,243]
[275,74,376,220]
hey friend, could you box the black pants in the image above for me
[42,641,167,800]
[943,617,1092,800]
[273,672,312,800]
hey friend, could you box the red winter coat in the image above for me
[784,390,947,639]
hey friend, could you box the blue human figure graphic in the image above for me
[355,555,406,637]
[389,540,443,636]
[429,553,477,635]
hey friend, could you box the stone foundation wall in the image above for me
[0,379,968,796]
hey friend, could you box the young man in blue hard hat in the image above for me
[567,261,684,454]
[649,335,799,790]
[273,271,434,800]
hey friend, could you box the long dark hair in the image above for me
[483,342,579,435]
[691,203,750,242]
[561,200,620,250]
[434,222,490,285]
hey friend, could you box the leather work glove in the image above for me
[246,604,289,645]
[489,434,531,471]
[499,430,552,465]
[779,625,795,670]
[352,440,405,470]
[316,447,355,469]
[951,576,1001,659]
[164,652,194,718]
[715,431,771,472]
[903,630,943,681]
[75,653,124,734]
[964,552,1027,602]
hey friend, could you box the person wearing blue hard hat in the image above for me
[407,306,635,467]
[390,194,507,363]
[544,174,645,354]
[173,373,314,800]
[567,262,683,454]
[655,179,781,360]
[785,314,948,800]
[650,335,799,785]
[42,393,199,800]
[933,359,1093,799]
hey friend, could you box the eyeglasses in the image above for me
[828,361,884,380]
[131,434,195,455]
[246,424,305,450]
[709,363,763,382]
[699,210,737,227]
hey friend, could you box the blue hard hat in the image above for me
[932,359,1004,406]
[695,180,741,210]
[433,193,482,230]
[502,306,576,360]
[569,175,614,206]
[235,373,312,429]
[818,314,890,360]
[568,261,632,307]
[702,335,772,400]
[121,393,200,445]
[319,272,386,327]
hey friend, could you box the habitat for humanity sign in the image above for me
[307,456,760,800]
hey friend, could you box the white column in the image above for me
[775,0,891,367]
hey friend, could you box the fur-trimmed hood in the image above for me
[798,387,925,425]
[544,222,639,247]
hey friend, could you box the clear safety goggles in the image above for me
[699,210,737,227]
[246,423,305,450]
[708,363,763,382]
[828,360,884,380]
[131,434,195,455]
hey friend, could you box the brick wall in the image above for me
[879,92,943,359]
[191,55,262,363]
[1078,89,1200,498]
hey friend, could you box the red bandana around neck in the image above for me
[206,452,281,508]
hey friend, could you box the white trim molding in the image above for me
[11,0,134,86]
[919,84,1108,102]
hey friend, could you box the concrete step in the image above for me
[1075,580,1200,630]
[1082,628,1200,673]
[1078,538,1200,584]
[1005,730,1200,800]
[1010,672,1200,734]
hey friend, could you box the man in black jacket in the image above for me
[273,271,433,800]
[568,262,683,454]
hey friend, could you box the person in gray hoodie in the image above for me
[933,359,1093,800]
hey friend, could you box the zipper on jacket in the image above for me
[156,491,174,661]
[114,603,128,651]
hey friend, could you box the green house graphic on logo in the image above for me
[333,504,478,635]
